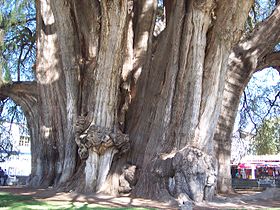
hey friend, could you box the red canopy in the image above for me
[238,163,252,169]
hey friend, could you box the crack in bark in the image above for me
[75,115,129,158]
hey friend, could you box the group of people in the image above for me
[256,167,280,179]
[231,166,280,179]
[0,167,8,186]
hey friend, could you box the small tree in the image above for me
[254,118,280,155]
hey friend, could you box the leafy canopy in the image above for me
[253,118,280,155]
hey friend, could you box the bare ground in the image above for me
[194,189,280,209]
[0,186,280,209]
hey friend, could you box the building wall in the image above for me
[0,122,31,176]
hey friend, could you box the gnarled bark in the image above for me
[128,0,252,202]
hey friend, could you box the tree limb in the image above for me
[129,0,157,98]
[0,81,38,102]
[242,3,280,63]
[262,90,280,119]
[243,91,258,134]
[257,51,280,72]
[0,82,38,126]
[0,18,36,30]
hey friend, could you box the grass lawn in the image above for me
[0,192,152,210]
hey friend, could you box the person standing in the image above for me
[3,169,8,186]
[0,167,4,185]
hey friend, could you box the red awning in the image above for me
[238,163,252,169]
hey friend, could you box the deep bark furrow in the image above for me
[131,0,233,201]
[92,1,127,129]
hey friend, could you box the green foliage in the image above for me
[2,63,12,83]
[253,118,280,155]
[0,0,36,82]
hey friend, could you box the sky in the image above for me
[234,67,280,133]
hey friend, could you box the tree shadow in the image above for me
[0,191,51,208]
[69,192,172,209]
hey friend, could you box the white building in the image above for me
[0,122,31,176]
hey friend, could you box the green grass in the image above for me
[0,192,153,210]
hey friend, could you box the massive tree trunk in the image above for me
[126,0,252,203]
[214,3,280,193]
[28,0,78,187]
[4,0,279,204]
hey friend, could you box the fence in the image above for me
[232,178,280,189]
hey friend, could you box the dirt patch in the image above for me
[194,189,280,209]
[1,186,280,209]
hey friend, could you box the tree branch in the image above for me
[0,18,36,30]
[130,0,157,96]
[0,82,38,125]
[243,3,280,62]
[262,90,280,119]
[0,81,38,102]
[243,91,258,134]
[257,51,280,72]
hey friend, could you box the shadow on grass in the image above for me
[0,192,56,209]
[0,192,153,210]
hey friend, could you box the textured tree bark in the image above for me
[3,0,280,204]
[128,0,253,203]
[27,0,77,187]
[214,3,280,194]
[73,1,131,192]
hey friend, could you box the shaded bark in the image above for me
[257,52,280,72]
[214,3,280,193]
[27,0,78,187]
[128,0,252,202]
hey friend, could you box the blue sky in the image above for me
[234,67,280,134]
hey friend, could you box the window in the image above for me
[19,136,30,147]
